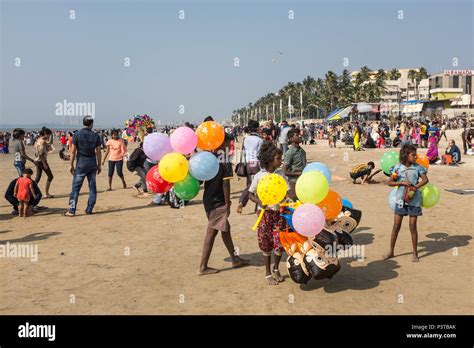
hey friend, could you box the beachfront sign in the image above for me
[55,99,96,118]
[443,70,474,76]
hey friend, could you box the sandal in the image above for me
[63,211,75,217]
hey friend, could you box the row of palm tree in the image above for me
[231,66,428,124]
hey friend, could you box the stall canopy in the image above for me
[325,105,353,121]
[451,94,472,106]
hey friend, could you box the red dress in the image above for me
[16,177,32,201]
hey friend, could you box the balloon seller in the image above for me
[198,133,250,275]
[385,144,429,262]
[248,142,290,285]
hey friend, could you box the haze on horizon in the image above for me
[1,0,473,128]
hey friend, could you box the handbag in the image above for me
[235,143,247,177]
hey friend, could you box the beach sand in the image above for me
[1,129,473,315]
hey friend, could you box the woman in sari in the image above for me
[353,122,361,151]
[426,132,439,164]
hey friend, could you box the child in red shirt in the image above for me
[14,168,36,218]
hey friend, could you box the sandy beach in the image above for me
[1,128,473,315]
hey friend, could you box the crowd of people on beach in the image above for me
[2,113,473,283]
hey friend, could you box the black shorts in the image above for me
[108,160,124,177]
[350,169,370,180]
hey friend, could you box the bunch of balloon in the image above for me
[125,114,155,142]
[142,120,227,204]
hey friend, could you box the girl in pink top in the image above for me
[102,130,127,190]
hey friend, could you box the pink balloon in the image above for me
[292,203,325,237]
[170,127,198,154]
[143,132,172,161]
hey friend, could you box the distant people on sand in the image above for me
[353,122,362,151]
[350,162,381,184]
[12,128,35,177]
[237,120,263,214]
[34,127,55,198]
[385,144,429,262]
[426,129,440,164]
[440,140,461,166]
[278,120,290,154]
[64,116,102,217]
[102,130,128,191]
[461,125,473,155]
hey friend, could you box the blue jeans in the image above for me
[68,164,97,214]
[14,160,26,177]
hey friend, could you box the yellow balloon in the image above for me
[158,152,189,183]
[256,173,287,206]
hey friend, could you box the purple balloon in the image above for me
[292,203,325,237]
[143,132,172,161]
[170,126,198,154]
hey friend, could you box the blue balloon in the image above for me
[302,162,332,184]
[342,198,353,209]
[388,188,398,210]
[189,151,219,181]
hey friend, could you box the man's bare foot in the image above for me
[123,184,127,189]
[383,252,394,260]
[266,275,278,285]
[272,269,285,282]
[236,204,243,214]
[232,256,250,268]
[412,254,420,262]
[107,188,112,191]
[197,267,220,275]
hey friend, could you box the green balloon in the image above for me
[380,151,399,174]
[421,183,440,208]
[174,174,200,200]
[295,171,329,204]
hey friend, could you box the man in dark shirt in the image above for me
[199,134,249,275]
[64,116,102,216]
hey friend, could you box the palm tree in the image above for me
[353,66,372,102]
[407,69,418,101]
[388,68,401,80]
[338,69,354,106]
[415,67,429,100]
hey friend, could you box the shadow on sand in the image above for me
[0,232,61,244]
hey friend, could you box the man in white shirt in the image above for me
[278,120,290,155]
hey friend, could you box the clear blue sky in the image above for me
[1,0,473,127]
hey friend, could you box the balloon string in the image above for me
[252,210,265,231]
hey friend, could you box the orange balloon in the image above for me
[416,154,429,169]
[196,121,225,151]
[317,190,343,220]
